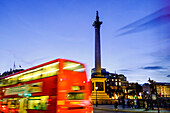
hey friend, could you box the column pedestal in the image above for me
[91,77,112,104]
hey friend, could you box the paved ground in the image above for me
[94,109,131,113]
[93,105,170,113]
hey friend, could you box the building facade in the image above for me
[156,83,170,97]
[142,82,170,97]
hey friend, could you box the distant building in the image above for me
[142,83,151,94]
[142,82,170,97]
[105,73,128,99]
[127,82,143,99]
[92,68,129,99]
[156,82,170,97]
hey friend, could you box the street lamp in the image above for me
[95,86,98,107]
[148,78,160,113]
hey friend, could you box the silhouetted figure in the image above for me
[127,100,130,108]
[134,99,137,108]
[163,100,167,107]
[122,99,125,108]
[130,100,134,108]
[144,100,148,111]
[114,101,118,110]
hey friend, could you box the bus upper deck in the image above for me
[0,58,93,113]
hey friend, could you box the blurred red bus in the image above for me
[0,58,93,113]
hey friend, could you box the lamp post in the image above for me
[148,78,160,113]
[95,86,98,107]
[154,81,160,113]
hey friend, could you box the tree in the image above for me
[0,69,24,77]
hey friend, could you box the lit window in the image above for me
[32,70,42,80]
[115,82,117,85]
[112,79,113,81]
[67,92,84,100]
[42,62,59,78]
[63,61,85,72]
[28,96,48,110]
[71,86,80,91]
[115,79,117,81]
[119,82,121,86]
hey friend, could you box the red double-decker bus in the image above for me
[0,58,93,113]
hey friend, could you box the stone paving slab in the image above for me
[93,105,170,113]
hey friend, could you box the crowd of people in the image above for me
[126,99,137,108]
[113,99,142,110]
[113,98,170,110]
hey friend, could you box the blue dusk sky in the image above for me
[0,0,170,84]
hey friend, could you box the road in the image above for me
[94,110,131,113]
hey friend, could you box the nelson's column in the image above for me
[91,11,111,104]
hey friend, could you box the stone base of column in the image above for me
[91,77,112,104]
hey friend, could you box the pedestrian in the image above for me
[114,100,118,110]
[127,99,130,108]
[144,100,148,111]
[164,100,167,107]
[122,99,125,108]
[134,99,137,108]
[130,100,134,108]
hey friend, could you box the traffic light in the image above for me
[133,95,137,99]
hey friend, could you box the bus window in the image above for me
[63,61,85,72]
[67,92,84,100]
[12,76,18,84]
[42,62,59,78]
[7,77,16,85]
[28,96,48,110]
[7,78,12,84]
[20,73,31,82]
[0,80,3,87]
[7,98,19,109]
[2,79,7,86]
[2,98,8,105]
[32,69,42,80]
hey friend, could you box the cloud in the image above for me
[167,75,170,77]
[119,69,131,72]
[117,6,170,36]
[141,66,166,70]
